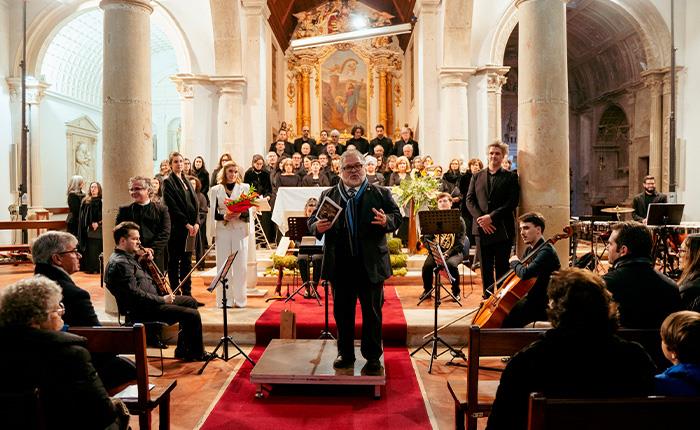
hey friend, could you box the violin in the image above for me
[137,246,173,296]
[471,226,573,328]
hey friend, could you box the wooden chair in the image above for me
[447,325,545,430]
[527,392,700,430]
[69,324,177,430]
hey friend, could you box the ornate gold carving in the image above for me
[393,77,402,107]
[287,73,296,107]
[291,0,394,40]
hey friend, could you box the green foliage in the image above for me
[392,267,407,277]
[387,237,403,255]
[391,175,441,217]
[272,254,298,270]
[390,253,408,269]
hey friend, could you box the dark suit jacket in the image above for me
[163,173,198,231]
[34,263,100,327]
[392,138,419,156]
[370,136,393,156]
[509,239,561,308]
[116,202,170,250]
[293,137,316,154]
[632,192,668,221]
[466,168,520,240]
[308,182,402,284]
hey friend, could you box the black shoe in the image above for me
[185,352,215,362]
[419,290,432,301]
[333,355,356,369]
[361,359,383,376]
[452,289,461,300]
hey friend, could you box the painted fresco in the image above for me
[321,49,367,133]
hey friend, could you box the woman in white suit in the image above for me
[210,160,249,308]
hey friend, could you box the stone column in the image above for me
[439,68,474,165]
[516,0,570,260]
[379,69,388,129]
[481,66,510,143]
[413,0,441,156]
[6,77,50,209]
[170,74,195,158]
[642,70,664,187]
[211,76,246,164]
[100,0,153,313]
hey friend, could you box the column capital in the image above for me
[241,0,271,19]
[99,0,153,14]
[414,0,441,16]
[478,66,511,93]
[210,75,247,95]
[170,74,197,99]
[6,77,51,104]
[439,67,476,88]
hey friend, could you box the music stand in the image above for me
[410,239,466,373]
[647,203,685,275]
[284,217,322,305]
[198,251,255,374]
[416,209,463,306]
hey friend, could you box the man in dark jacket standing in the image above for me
[603,221,681,328]
[32,231,135,390]
[309,150,402,373]
[632,175,668,223]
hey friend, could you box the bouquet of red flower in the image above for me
[224,186,259,214]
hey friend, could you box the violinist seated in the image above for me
[501,212,561,328]
[105,221,212,362]
[419,192,467,301]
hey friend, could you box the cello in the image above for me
[471,226,573,328]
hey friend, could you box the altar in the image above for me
[271,187,329,234]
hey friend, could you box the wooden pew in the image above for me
[69,324,177,430]
[527,392,700,430]
[0,220,67,264]
[447,326,666,430]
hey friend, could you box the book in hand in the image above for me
[316,196,342,227]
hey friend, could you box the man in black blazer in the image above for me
[392,127,419,156]
[632,175,668,223]
[467,141,520,298]
[163,152,199,299]
[308,149,402,373]
[116,176,170,271]
[32,231,136,390]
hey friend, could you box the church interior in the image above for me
[1,0,700,429]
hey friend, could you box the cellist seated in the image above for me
[105,222,212,362]
[502,212,561,328]
[419,192,467,301]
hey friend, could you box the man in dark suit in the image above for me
[293,125,316,154]
[467,140,520,298]
[32,231,136,390]
[392,126,419,156]
[502,212,561,328]
[163,152,199,299]
[268,129,294,155]
[370,124,393,156]
[116,176,170,271]
[308,149,402,373]
[603,221,681,328]
[632,175,668,223]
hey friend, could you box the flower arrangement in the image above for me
[391,175,441,216]
[224,186,259,214]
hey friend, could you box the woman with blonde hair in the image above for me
[66,175,85,236]
[210,160,250,308]
[388,156,411,186]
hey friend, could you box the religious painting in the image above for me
[321,49,368,133]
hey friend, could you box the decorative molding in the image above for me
[99,0,154,14]
[6,77,51,104]
[439,67,476,88]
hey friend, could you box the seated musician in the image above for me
[501,212,561,328]
[487,268,656,430]
[116,176,171,272]
[419,192,467,301]
[297,197,323,298]
[655,311,700,396]
[602,221,681,328]
[32,231,136,390]
[105,221,211,362]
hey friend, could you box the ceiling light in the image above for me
[290,23,412,51]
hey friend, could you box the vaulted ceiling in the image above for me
[267,0,416,51]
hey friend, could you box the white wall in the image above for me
[0,1,14,242]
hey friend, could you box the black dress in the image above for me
[78,197,102,273]
[66,191,85,237]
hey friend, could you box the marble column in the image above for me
[170,74,195,158]
[211,76,246,165]
[100,0,153,313]
[516,0,570,260]
[413,0,441,157]
[6,77,50,209]
[439,68,474,165]
[642,70,664,188]
[482,66,509,143]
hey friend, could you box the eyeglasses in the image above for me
[129,187,146,192]
[342,163,364,172]
[58,248,81,256]
[49,302,65,317]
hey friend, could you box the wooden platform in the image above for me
[250,339,386,399]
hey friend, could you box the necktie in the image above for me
[348,188,357,198]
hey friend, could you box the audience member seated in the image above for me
[603,221,681,328]
[655,310,700,396]
[32,231,136,391]
[420,192,466,301]
[364,156,384,186]
[302,159,330,187]
[486,268,657,430]
[105,222,211,362]
[0,277,129,430]
[678,234,700,312]
[297,198,323,298]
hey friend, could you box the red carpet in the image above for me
[200,345,431,430]
[255,284,408,346]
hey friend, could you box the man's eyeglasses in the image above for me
[58,248,81,256]
[49,302,65,316]
[342,163,364,172]
[129,187,146,192]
